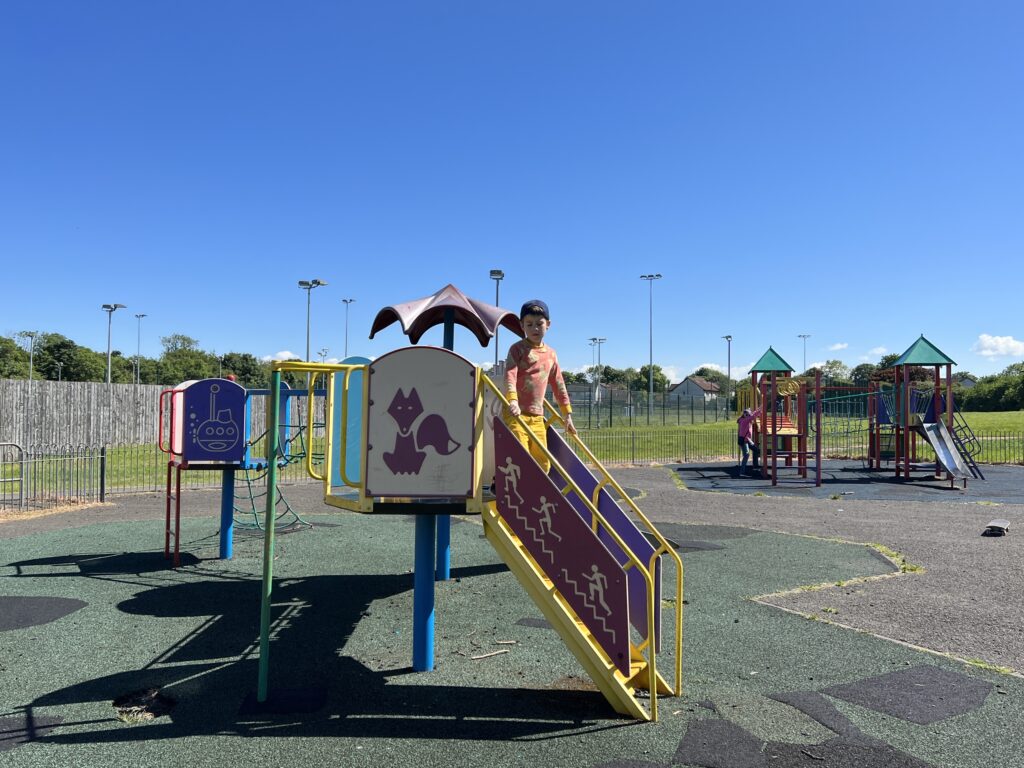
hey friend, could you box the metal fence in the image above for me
[0,442,321,513]
[4,429,1023,512]
[567,389,730,428]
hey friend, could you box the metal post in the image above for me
[220,468,235,559]
[589,337,605,428]
[134,313,146,385]
[490,270,504,369]
[435,309,454,580]
[798,334,810,373]
[640,274,661,424]
[257,369,283,702]
[414,513,437,671]
[342,298,355,358]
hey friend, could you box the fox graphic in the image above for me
[383,388,461,475]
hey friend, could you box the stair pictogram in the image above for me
[560,567,617,645]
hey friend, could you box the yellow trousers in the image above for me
[505,412,551,474]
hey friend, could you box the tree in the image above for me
[159,334,217,384]
[561,369,589,386]
[692,366,729,391]
[221,352,268,389]
[637,364,670,394]
[0,336,28,378]
[851,363,877,387]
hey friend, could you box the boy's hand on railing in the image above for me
[564,414,577,436]
[508,401,521,417]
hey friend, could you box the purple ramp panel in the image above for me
[546,429,662,650]
[494,419,630,675]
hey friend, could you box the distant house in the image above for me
[669,376,720,402]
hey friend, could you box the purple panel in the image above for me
[494,419,630,675]
[182,379,246,464]
[546,429,662,648]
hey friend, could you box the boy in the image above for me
[504,299,576,473]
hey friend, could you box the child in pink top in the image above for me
[737,407,761,475]
[505,299,576,473]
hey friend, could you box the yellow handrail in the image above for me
[306,371,326,482]
[481,377,662,718]
[543,399,684,697]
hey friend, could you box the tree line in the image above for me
[4,331,1021,410]
[0,331,293,389]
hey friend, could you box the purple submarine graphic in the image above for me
[191,383,240,453]
[383,388,461,475]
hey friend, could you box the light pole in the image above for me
[319,347,329,363]
[490,270,504,369]
[798,333,811,373]
[102,304,126,384]
[298,279,328,362]
[722,335,732,417]
[341,298,355,358]
[56,361,63,382]
[640,274,662,423]
[589,337,606,427]
[134,313,146,385]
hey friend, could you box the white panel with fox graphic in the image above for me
[365,346,476,498]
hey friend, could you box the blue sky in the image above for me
[2,2,1022,382]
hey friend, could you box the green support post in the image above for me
[257,369,282,702]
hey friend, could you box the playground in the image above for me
[2,470,1023,768]
[3,287,1023,767]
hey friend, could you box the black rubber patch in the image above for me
[674,718,768,768]
[239,686,327,715]
[770,690,882,746]
[0,714,63,752]
[113,688,176,722]
[516,617,552,630]
[0,596,87,632]
[765,740,935,767]
[822,665,993,724]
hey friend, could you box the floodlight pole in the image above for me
[490,269,504,369]
[641,274,662,424]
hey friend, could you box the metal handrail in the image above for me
[481,376,663,719]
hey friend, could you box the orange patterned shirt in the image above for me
[504,340,573,416]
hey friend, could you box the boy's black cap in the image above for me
[520,299,549,320]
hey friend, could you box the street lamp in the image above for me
[722,335,732,416]
[298,279,328,362]
[640,274,662,423]
[341,298,355,358]
[134,313,146,385]
[798,334,811,373]
[56,361,63,382]
[319,347,329,363]
[589,337,606,427]
[101,304,126,384]
[490,269,504,369]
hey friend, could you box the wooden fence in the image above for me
[0,379,320,448]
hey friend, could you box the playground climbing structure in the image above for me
[257,346,683,722]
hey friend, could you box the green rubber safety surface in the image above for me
[0,505,1021,768]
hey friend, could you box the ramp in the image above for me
[483,418,679,721]
[918,421,973,480]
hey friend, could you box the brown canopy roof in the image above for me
[369,283,523,347]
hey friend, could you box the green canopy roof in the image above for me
[750,347,795,373]
[893,335,956,367]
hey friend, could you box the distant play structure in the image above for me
[866,335,983,488]
[246,284,683,722]
[746,347,823,487]
[737,335,983,490]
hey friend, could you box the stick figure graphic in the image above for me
[584,565,611,614]
[532,495,561,541]
[498,456,523,503]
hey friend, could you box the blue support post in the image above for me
[219,467,235,559]
[413,512,436,671]
[435,309,455,581]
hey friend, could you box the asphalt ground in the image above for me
[1,471,1023,768]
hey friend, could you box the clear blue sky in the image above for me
[2,2,1022,382]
